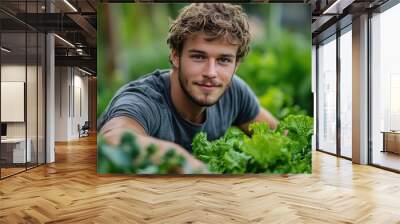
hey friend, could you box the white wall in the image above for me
[1,65,26,81]
[1,65,26,133]
[1,82,25,122]
[1,63,46,164]
[55,67,69,141]
[1,65,38,138]
[54,67,89,141]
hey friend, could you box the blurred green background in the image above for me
[98,3,312,121]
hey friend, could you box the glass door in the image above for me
[317,35,337,155]
[1,30,28,178]
[339,26,352,159]
[370,3,400,171]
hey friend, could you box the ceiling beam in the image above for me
[322,0,356,14]
[55,55,96,73]
[67,13,97,46]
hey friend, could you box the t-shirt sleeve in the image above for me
[98,85,161,135]
[232,76,260,126]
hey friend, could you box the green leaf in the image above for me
[192,115,313,174]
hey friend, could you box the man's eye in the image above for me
[191,55,205,60]
[218,58,232,64]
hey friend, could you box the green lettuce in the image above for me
[192,115,313,174]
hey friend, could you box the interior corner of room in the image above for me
[0,0,97,179]
[312,0,400,172]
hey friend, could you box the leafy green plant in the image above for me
[97,132,187,174]
[192,115,313,174]
[237,31,312,120]
[192,127,250,174]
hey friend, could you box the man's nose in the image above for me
[203,59,217,79]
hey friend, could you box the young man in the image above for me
[98,3,278,172]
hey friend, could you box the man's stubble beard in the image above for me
[177,60,234,107]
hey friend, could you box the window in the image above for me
[317,35,337,154]
[339,27,352,158]
[370,2,400,171]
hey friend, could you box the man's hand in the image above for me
[184,154,209,174]
[100,116,208,174]
[162,141,208,173]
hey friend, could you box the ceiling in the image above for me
[0,0,97,75]
[309,0,390,43]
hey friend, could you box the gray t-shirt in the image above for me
[98,69,260,152]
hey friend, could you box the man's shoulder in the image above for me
[115,69,170,103]
[98,70,170,132]
[123,69,169,90]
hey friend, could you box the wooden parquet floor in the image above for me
[1,135,400,224]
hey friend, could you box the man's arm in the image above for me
[99,116,206,172]
[237,107,278,135]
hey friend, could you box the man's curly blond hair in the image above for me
[167,3,251,63]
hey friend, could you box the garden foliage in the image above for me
[192,115,313,174]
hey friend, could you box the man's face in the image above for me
[171,33,238,107]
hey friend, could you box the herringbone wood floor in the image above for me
[1,135,400,223]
